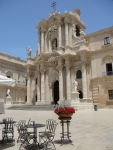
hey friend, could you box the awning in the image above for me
[0,75,15,87]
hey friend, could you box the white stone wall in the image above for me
[0,53,27,104]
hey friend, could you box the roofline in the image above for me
[86,26,113,38]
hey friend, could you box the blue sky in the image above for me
[0,0,113,60]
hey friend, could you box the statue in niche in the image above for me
[27,46,32,57]
[72,80,78,92]
[6,89,10,97]
[80,29,86,39]
[53,39,57,50]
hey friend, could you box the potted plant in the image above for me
[54,100,75,120]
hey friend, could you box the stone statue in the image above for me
[80,29,86,37]
[6,89,10,97]
[72,80,78,92]
[53,40,57,50]
[27,46,32,57]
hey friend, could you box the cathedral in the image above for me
[0,8,113,108]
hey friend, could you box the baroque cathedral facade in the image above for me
[0,8,113,108]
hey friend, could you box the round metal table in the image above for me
[26,123,45,149]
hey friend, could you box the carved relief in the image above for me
[48,25,57,32]
[48,70,59,87]
[102,55,113,63]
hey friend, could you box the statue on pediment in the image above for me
[72,80,78,92]
[27,46,32,57]
[6,89,10,97]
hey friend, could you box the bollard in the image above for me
[94,105,98,111]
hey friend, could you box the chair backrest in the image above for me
[2,118,14,131]
[46,119,58,134]
[3,117,13,122]
[17,120,27,134]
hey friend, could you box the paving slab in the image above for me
[0,108,113,150]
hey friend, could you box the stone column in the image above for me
[41,31,44,52]
[81,60,88,99]
[37,69,41,102]
[40,68,45,102]
[69,23,72,46]
[57,59,63,101]
[64,18,69,46]
[45,70,49,102]
[31,75,35,104]
[58,20,62,47]
[45,32,47,52]
[26,71,32,105]
[91,54,96,77]
[38,30,41,53]
[49,35,52,52]
[65,60,71,101]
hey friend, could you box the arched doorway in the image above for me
[79,91,83,99]
[54,81,59,104]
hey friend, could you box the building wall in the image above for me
[0,52,27,104]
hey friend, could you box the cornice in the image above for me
[102,55,113,62]
[76,49,91,56]
[91,45,113,55]
[86,26,113,38]
[91,76,113,83]
[0,51,26,63]
[36,19,47,29]
[56,12,85,28]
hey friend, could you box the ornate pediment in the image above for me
[102,55,113,63]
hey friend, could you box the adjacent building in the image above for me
[0,52,27,104]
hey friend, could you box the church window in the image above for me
[6,71,13,78]
[76,25,80,36]
[76,70,82,78]
[104,37,110,45]
[7,76,11,78]
[108,90,113,100]
[106,63,113,76]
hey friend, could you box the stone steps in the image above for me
[5,104,55,111]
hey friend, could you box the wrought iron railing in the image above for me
[102,71,113,76]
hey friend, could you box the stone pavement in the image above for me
[0,108,113,150]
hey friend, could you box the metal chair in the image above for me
[2,117,15,146]
[39,119,58,149]
[17,118,31,142]
[17,120,27,143]
[18,119,35,150]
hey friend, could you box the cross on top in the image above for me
[51,1,56,11]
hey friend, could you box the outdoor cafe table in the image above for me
[26,123,45,149]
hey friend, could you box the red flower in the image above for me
[54,107,75,115]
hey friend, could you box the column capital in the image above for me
[64,17,70,24]
[41,25,46,32]
[65,61,71,70]
[57,65,63,70]
[57,19,63,26]
[27,69,32,77]
[40,68,46,74]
